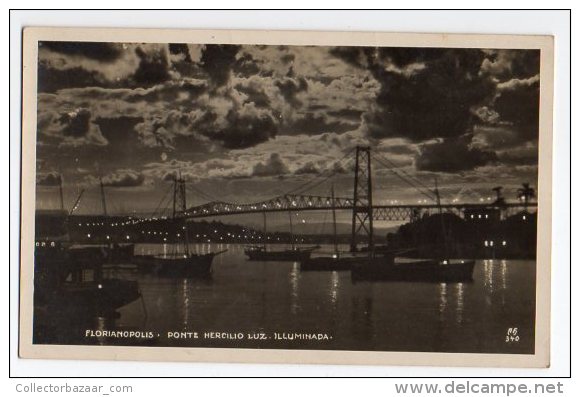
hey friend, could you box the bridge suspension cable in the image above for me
[371,153,437,203]
[185,182,221,203]
[285,147,356,196]
[149,183,174,219]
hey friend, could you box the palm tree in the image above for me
[517,183,536,212]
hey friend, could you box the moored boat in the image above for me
[34,224,141,317]
[244,245,317,261]
[245,207,318,261]
[299,185,355,271]
[300,253,366,271]
[351,258,476,282]
[134,251,225,277]
[134,173,226,277]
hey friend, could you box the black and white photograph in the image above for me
[19,28,554,366]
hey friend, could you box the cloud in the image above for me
[199,44,241,87]
[286,112,358,135]
[209,102,278,149]
[168,43,192,62]
[480,49,540,81]
[38,107,108,147]
[38,63,108,93]
[101,169,145,187]
[416,135,497,173]
[330,48,504,143]
[252,153,289,177]
[274,76,308,106]
[496,141,538,165]
[40,41,124,62]
[493,75,540,142]
[132,46,171,86]
[37,172,62,186]
[38,42,142,91]
[233,52,263,77]
[294,161,319,175]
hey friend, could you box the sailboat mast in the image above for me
[331,184,338,255]
[172,175,178,219]
[179,173,190,257]
[288,211,295,250]
[262,211,267,250]
[99,177,108,217]
[69,189,84,215]
[58,175,65,211]
[434,178,448,261]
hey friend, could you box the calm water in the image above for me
[39,243,537,354]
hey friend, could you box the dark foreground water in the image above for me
[35,243,536,354]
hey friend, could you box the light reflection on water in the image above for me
[290,262,300,315]
[112,243,536,353]
[455,282,464,325]
[438,282,448,319]
[330,271,340,306]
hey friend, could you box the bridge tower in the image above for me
[350,146,374,253]
[172,173,187,218]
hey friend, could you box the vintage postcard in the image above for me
[19,27,553,367]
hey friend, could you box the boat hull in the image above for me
[106,244,135,264]
[352,260,476,283]
[43,279,141,315]
[300,256,361,271]
[134,254,214,277]
[245,249,313,262]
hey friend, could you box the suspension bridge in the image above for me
[51,146,537,228]
[146,146,536,224]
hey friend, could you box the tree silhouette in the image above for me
[517,183,536,211]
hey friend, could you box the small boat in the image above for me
[71,243,135,264]
[351,257,476,283]
[300,185,354,271]
[134,251,225,277]
[245,208,318,261]
[34,234,141,317]
[244,245,316,261]
[134,173,226,277]
[351,178,475,282]
[301,253,365,271]
[106,243,135,264]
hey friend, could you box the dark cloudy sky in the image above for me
[35,41,540,215]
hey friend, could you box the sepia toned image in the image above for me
[19,28,553,366]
